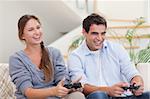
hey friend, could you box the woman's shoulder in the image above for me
[9,50,24,60]
[46,46,62,58]
[9,50,26,67]
[47,46,60,53]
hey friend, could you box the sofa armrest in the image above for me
[137,63,150,92]
[0,63,16,98]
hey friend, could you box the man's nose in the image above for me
[97,33,103,40]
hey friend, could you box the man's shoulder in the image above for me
[105,40,123,49]
[68,45,86,61]
[71,45,84,55]
[106,40,120,45]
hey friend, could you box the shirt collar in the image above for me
[81,40,108,56]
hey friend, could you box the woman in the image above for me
[9,15,85,99]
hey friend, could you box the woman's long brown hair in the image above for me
[18,15,54,82]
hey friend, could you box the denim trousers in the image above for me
[86,91,150,99]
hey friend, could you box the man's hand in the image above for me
[131,75,144,96]
[107,82,128,97]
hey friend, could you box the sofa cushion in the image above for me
[137,63,150,92]
[0,63,16,99]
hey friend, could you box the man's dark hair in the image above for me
[83,13,107,33]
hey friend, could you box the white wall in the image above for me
[50,26,82,56]
[1,0,149,63]
[98,0,147,20]
[96,0,150,53]
[0,1,55,63]
[148,0,150,23]
[0,0,81,63]
[50,0,150,60]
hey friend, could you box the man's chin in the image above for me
[93,47,101,51]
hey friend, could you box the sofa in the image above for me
[136,63,150,92]
[0,63,149,99]
[0,63,16,99]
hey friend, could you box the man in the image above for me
[67,13,150,99]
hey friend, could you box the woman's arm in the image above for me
[25,79,69,98]
[48,47,70,84]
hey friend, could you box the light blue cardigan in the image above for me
[9,47,69,99]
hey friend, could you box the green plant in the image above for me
[136,41,150,64]
[125,17,145,62]
[68,35,84,52]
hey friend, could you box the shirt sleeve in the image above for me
[9,55,33,95]
[117,44,140,82]
[67,52,89,84]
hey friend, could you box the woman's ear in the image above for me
[21,35,25,40]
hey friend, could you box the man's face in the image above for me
[83,24,106,51]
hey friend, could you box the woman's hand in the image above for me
[53,79,70,97]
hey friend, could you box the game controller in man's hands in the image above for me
[64,82,82,89]
[122,83,140,91]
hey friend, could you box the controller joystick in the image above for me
[122,83,140,91]
[64,82,82,89]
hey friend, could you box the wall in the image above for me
[50,0,150,60]
[98,0,147,20]
[0,1,56,62]
[0,0,81,63]
[97,0,150,55]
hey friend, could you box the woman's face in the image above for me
[22,18,43,46]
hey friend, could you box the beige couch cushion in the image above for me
[137,63,150,92]
[0,63,16,99]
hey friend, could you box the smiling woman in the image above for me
[9,14,85,99]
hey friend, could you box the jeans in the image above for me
[86,91,109,99]
[86,91,150,99]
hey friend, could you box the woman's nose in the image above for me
[34,29,40,35]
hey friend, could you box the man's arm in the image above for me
[83,84,109,95]
[83,82,128,97]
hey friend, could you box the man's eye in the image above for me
[101,32,106,35]
[91,32,99,35]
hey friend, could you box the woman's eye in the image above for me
[37,26,40,29]
[28,28,34,31]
